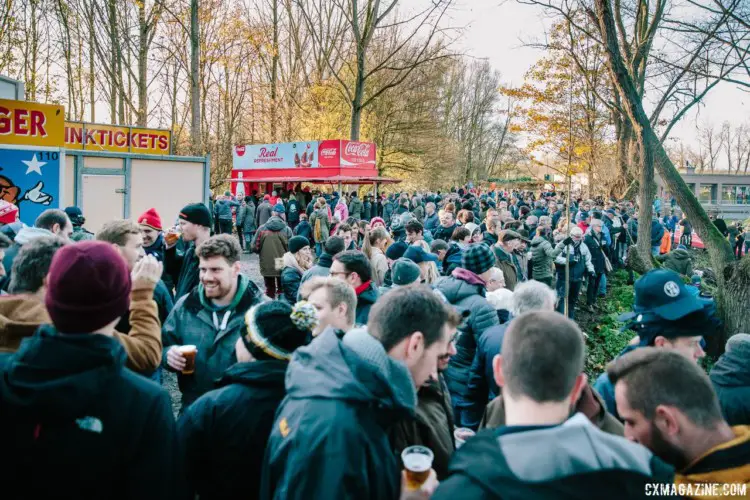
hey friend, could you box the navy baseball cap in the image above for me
[619,269,705,322]
[404,244,438,264]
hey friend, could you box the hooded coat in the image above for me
[433,414,676,500]
[255,201,273,228]
[434,269,499,399]
[348,196,363,220]
[162,275,265,409]
[530,235,562,281]
[424,212,439,233]
[255,216,293,277]
[710,348,750,426]
[0,326,180,500]
[279,252,305,304]
[260,328,416,500]
[179,360,288,500]
[493,245,521,291]
[309,207,331,244]
[656,248,693,276]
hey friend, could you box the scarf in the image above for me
[198,275,250,331]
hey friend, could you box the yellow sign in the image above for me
[0,99,65,147]
[64,122,171,155]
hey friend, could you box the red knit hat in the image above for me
[45,241,131,333]
[0,201,19,225]
[138,208,162,231]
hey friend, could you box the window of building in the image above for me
[698,184,715,203]
[721,185,750,205]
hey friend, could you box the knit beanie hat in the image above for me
[288,235,310,254]
[273,204,285,214]
[45,241,131,333]
[391,258,421,286]
[179,203,212,228]
[243,301,312,361]
[726,333,750,359]
[462,243,495,276]
[138,208,163,231]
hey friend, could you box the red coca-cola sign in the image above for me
[318,140,341,168]
[235,145,246,156]
[340,140,376,168]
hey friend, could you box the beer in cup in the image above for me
[178,345,197,375]
[165,227,181,247]
[454,427,476,448]
[401,445,433,491]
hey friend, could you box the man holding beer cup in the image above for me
[164,203,212,301]
[163,235,264,410]
[261,287,460,499]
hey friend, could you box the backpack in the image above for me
[314,214,323,242]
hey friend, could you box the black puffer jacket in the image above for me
[434,269,499,399]
[179,360,288,500]
[584,232,607,274]
[280,266,302,304]
[710,344,750,426]
[0,326,180,500]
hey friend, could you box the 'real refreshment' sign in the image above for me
[0,99,65,147]
[64,122,171,155]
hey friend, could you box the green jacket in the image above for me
[656,248,693,276]
[530,235,562,280]
[162,275,265,409]
[348,197,363,219]
[309,208,331,243]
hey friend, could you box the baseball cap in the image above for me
[619,269,705,322]
[404,244,438,264]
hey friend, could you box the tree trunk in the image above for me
[190,0,201,153]
[89,1,96,122]
[636,135,655,266]
[270,0,279,141]
[593,0,745,350]
[350,43,366,141]
[137,1,148,126]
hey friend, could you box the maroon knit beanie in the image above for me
[45,241,131,333]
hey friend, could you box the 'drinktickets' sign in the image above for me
[233,140,376,170]
[0,99,65,147]
[65,122,171,155]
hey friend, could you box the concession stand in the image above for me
[230,140,399,198]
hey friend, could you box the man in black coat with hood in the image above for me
[0,241,179,500]
[179,301,312,500]
[261,287,460,500]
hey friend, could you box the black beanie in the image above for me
[179,203,212,228]
[243,301,312,361]
[288,235,310,254]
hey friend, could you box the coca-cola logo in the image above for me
[321,148,338,157]
[235,145,246,156]
[344,142,372,158]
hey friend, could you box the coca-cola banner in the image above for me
[233,140,376,170]
[340,140,376,168]
[233,141,319,169]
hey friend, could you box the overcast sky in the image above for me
[419,0,747,150]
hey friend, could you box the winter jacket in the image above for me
[434,269,499,399]
[389,374,455,480]
[493,245,522,291]
[165,241,201,301]
[433,413,676,500]
[2,227,55,290]
[554,240,595,282]
[593,345,639,420]
[413,205,425,223]
[479,385,624,437]
[70,225,95,242]
[286,198,301,225]
[116,280,174,334]
[179,360,289,500]
[293,220,312,244]
[214,199,239,221]
[334,201,349,223]
[0,288,163,374]
[162,275,265,409]
[355,281,379,325]
[424,212,439,233]
[369,247,388,287]
[309,207,331,243]
[584,232,607,274]
[530,235,562,280]
[674,425,750,495]
[255,216,293,277]
[348,197,363,220]
[710,348,750,426]
[279,253,304,305]
[433,223,457,242]
[242,203,257,232]
[382,200,395,223]
[261,328,416,500]
[466,323,509,409]
[650,218,665,246]
[255,201,273,228]
[656,248,693,276]
[144,234,165,262]
[0,326,180,500]
[363,200,372,221]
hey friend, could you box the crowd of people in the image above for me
[0,184,747,499]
